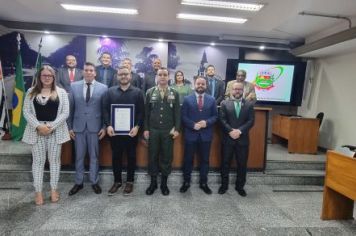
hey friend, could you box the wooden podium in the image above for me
[61,107,271,171]
[272,114,319,154]
[321,150,356,220]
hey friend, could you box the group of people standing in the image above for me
[22,52,256,205]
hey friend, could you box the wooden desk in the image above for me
[321,150,356,220]
[272,114,319,154]
[61,107,271,171]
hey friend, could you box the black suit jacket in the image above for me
[144,71,156,93]
[131,72,144,90]
[56,67,83,93]
[219,99,255,146]
[95,65,117,87]
[205,77,225,105]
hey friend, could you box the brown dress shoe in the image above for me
[51,190,60,203]
[108,182,122,196]
[123,182,133,195]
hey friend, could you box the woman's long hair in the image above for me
[174,70,185,84]
[29,65,57,100]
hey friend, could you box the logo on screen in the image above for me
[253,66,284,90]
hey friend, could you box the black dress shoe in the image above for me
[179,182,190,193]
[108,182,122,195]
[160,185,170,196]
[145,183,158,195]
[68,184,83,196]
[235,187,247,197]
[218,185,228,194]
[92,184,102,194]
[199,184,212,195]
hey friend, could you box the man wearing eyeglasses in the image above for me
[218,81,255,197]
[103,66,145,195]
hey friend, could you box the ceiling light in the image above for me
[181,0,264,11]
[44,31,50,34]
[61,4,138,15]
[210,42,215,46]
[177,13,247,24]
[259,45,265,50]
[102,35,108,38]
[158,38,163,42]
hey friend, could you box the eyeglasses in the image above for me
[118,73,129,76]
[41,74,54,78]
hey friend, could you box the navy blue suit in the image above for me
[95,65,117,88]
[181,93,218,184]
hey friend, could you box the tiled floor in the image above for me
[0,182,355,236]
[0,140,351,235]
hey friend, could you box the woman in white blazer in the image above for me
[22,65,70,205]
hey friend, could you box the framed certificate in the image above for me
[111,104,135,135]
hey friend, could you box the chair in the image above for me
[316,112,324,127]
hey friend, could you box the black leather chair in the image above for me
[316,112,324,127]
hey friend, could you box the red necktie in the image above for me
[198,95,203,111]
[69,69,75,83]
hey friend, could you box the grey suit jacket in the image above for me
[22,87,70,145]
[68,80,108,133]
[56,67,83,93]
[219,98,255,146]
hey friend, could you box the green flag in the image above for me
[32,52,42,86]
[10,50,26,141]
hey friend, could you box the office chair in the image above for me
[316,112,324,127]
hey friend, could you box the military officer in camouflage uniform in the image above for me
[143,67,180,196]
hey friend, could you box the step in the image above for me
[265,160,325,171]
[0,170,325,186]
[0,153,32,165]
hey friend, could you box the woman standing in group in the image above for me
[22,65,70,205]
[171,70,193,105]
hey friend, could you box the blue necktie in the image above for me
[103,68,108,86]
[211,79,216,97]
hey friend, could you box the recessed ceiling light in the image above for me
[102,35,108,38]
[210,42,215,46]
[158,38,163,42]
[259,45,265,50]
[177,13,247,24]
[44,31,50,34]
[181,0,264,11]
[61,4,138,15]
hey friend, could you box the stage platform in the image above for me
[0,140,325,186]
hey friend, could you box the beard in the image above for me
[195,88,205,94]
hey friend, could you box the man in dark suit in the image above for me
[68,62,108,196]
[95,52,117,87]
[143,58,161,93]
[121,58,143,90]
[56,55,82,93]
[218,81,255,197]
[180,76,218,194]
[205,64,225,105]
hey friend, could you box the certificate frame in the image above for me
[111,104,135,135]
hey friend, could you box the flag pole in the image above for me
[0,59,12,132]
[31,37,43,87]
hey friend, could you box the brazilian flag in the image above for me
[10,50,26,141]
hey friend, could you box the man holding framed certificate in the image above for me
[103,66,145,195]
